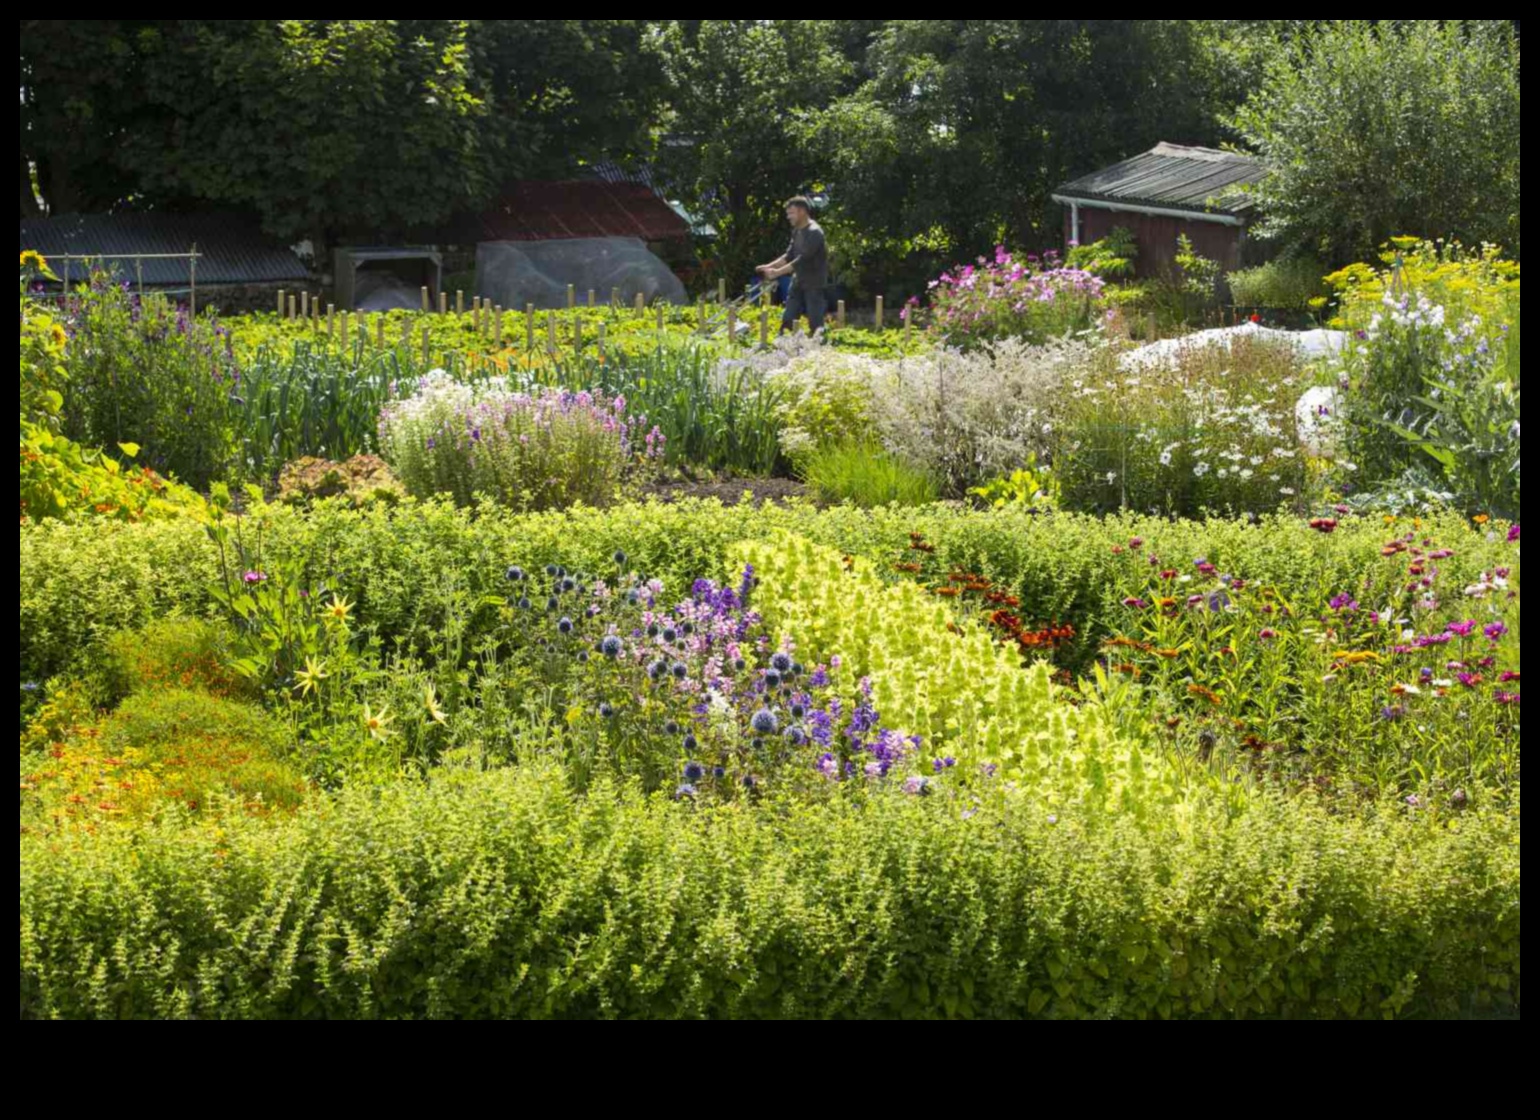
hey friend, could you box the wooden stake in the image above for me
[472,296,480,332]
[455,290,463,315]
[697,295,707,332]
[717,278,726,304]
[277,289,286,317]
[421,286,429,313]
[656,302,665,332]
[611,286,620,309]
[567,284,575,310]
[287,294,297,320]
[376,314,385,348]
[874,295,884,331]
[837,299,846,329]
[759,309,769,347]
[301,291,310,318]
[587,288,595,308]
[438,291,448,316]
[634,291,645,316]
[327,303,335,338]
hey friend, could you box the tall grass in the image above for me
[800,441,938,507]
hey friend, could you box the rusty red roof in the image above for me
[437,180,691,244]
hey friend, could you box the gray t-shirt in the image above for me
[785,220,828,291]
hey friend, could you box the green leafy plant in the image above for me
[800,441,938,508]
[1066,227,1138,280]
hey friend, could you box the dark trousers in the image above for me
[781,285,828,333]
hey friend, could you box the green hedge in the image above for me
[20,764,1519,1019]
[21,499,1514,683]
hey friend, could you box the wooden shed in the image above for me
[1052,143,1265,277]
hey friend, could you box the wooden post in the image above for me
[327,303,335,339]
[727,306,737,342]
[874,295,884,331]
[340,310,349,344]
[837,299,846,329]
[526,304,536,353]
[759,309,769,347]
[287,294,297,320]
[656,302,665,332]
[277,289,286,317]
[634,291,645,316]
[494,305,502,348]
[566,284,575,310]
[697,295,707,333]
[610,286,620,309]
[421,286,430,313]
[1146,312,1157,342]
[438,291,448,316]
[455,290,464,315]
[597,320,607,364]
[546,311,557,355]
[376,314,385,348]
[301,291,310,318]
[587,288,596,308]
[401,317,412,349]
[717,278,726,304]
[472,296,480,332]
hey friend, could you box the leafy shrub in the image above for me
[1227,255,1327,311]
[1057,334,1313,516]
[102,617,251,703]
[800,442,938,508]
[20,687,306,828]
[922,246,1104,349]
[20,423,206,524]
[1065,227,1138,280]
[277,454,405,507]
[1325,238,1519,336]
[378,373,660,509]
[19,761,1520,1019]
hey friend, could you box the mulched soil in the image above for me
[638,475,808,506]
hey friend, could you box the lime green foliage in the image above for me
[968,454,1059,510]
[1066,227,1138,280]
[800,442,937,508]
[734,533,1177,809]
[19,762,1519,1019]
[1226,255,1327,311]
[101,617,252,704]
[20,423,206,524]
[1324,238,1519,336]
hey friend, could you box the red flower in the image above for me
[1248,313,1261,323]
[1309,517,1338,534]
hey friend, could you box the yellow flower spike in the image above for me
[362,702,394,742]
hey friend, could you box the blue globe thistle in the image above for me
[751,708,778,735]
[561,577,577,593]
[557,616,574,634]
[546,596,559,611]
[683,760,705,782]
[599,703,614,718]
[681,622,694,636]
[771,652,792,673]
[733,658,746,671]
[784,726,806,746]
[662,627,678,643]
[791,662,805,676]
[751,738,764,750]
[647,623,660,637]
[626,591,639,604]
[556,565,567,578]
[683,733,698,752]
[671,661,688,679]
[742,774,757,790]
[648,659,667,680]
[613,550,627,566]
[712,765,726,780]
[790,703,806,719]
[577,651,589,663]
[664,720,679,735]
[600,635,623,658]
[764,670,781,688]
[517,596,532,610]
[505,565,525,582]
[675,783,697,800]
[545,564,558,576]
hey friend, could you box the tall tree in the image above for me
[1232,20,1521,265]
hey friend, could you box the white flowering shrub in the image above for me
[1056,335,1313,516]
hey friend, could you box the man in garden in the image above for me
[756,196,828,335]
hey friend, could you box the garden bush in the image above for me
[19,761,1519,1019]
[1227,255,1327,312]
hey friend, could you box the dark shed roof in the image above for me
[19,212,308,285]
[433,180,691,244]
[1055,143,1264,215]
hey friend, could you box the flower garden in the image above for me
[18,233,1520,1020]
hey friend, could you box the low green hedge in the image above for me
[20,499,1514,684]
[19,764,1519,1019]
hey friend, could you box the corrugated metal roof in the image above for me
[19,212,309,285]
[1055,143,1264,215]
[434,180,691,244]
